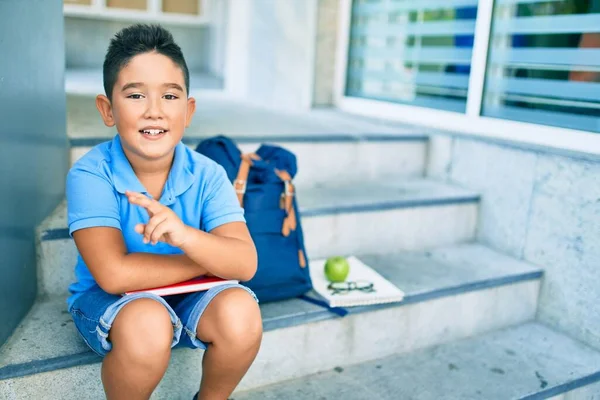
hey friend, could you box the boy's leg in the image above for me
[102,298,175,400]
[195,288,262,400]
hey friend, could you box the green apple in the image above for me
[324,256,350,283]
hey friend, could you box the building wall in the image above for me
[428,136,600,351]
[206,0,228,78]
[225,0,318,110]
[64,17,211,73]
[312,0,340,107]
[0,0,69,346]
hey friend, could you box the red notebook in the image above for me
[123,276,238,296]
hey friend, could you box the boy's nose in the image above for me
[144,98,164,119]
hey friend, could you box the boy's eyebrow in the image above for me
[163,83,184,91]
[120,82,184,92]
[121,82,144,91]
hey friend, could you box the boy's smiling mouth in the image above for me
[139,127,168,139]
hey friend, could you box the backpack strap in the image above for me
[298,294,348,317]
[274,169,306,269]
[274,169,296,235]
[234,153,260,206]
[298,249,306,268]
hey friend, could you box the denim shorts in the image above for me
[68,283,257,357]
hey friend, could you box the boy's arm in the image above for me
[128,161,258,282]
[72,227,210,295]
[67,166,213,295]
[127,192,257,282]
[180,222,258,281]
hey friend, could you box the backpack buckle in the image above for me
[234,179,247,194]
[284,180,294,197]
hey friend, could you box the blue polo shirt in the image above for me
[65,135,245,309]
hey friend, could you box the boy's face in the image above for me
[96,52,196,163]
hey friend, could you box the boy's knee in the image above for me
[109,298,174,360]
[200,289,262,349]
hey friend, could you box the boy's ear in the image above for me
[96,95,115,127]
[185,96,196,128]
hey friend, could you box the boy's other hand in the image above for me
[126,191,190,248]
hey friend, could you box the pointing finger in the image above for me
[144,213,168,244]
[134,223,145,235]
[149,219,169,245]
[127,193,163,216]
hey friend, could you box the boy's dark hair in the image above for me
[103,24,190,100]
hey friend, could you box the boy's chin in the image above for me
[120,132,181,160]
[139,145,176,160]
[132,141,177,160]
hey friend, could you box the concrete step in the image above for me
[233,322,600,400]
[67,95,427,141]
[36,179,479,297]
[67,94,430,186]
[70,134,429,187]
[0,244,542,399]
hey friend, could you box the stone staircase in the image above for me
[1,96,599,399]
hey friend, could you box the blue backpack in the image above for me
[196,135,313,302]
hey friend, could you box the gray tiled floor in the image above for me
[233,322,600,400]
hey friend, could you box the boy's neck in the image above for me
[124,148,174,199]
[130,154,173,177]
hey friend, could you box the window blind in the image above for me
[345,0,479,113]
[483,0,600,133]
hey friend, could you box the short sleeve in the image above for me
[66,165,121,236]
[201,164,245,232]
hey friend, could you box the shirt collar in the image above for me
[110,135,195,205]
[162,141,195,205]
[110,135,146,196]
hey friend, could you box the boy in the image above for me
[66,24,262,400]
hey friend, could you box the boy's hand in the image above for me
[126,191,191,248]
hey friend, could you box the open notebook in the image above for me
[309,256,405,308]
[123,276,238,296]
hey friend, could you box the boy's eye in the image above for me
[127,94,144,99]
[164,94,178,100]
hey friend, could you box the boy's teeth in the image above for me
[142,129,164,135]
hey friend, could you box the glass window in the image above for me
[106,0,147,11]
[64,0,92,5]
[163,0,200,15]
[483,0,600,133]
[344,0,479,113]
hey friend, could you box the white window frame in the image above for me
[334,0,600,155]
[63,0,210,26]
